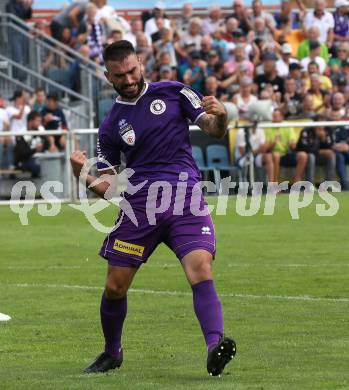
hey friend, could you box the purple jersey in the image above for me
[96,81,206,186]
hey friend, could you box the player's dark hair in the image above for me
[27,110,41,123]
[103,40,136,63]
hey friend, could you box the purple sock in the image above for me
[191,280,224,352]
[100,292,127,358]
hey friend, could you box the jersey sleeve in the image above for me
[179,85,206,124]
[96,129,121,172]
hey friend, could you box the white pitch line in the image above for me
[2,263,349,271]
[0,283,348,303]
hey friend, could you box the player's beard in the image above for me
[113,75,145,100]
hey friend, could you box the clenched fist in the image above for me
[201,96,227,118]
[70,150,87,178]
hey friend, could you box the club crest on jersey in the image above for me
[150,99,166,115]
[119,119,135,146]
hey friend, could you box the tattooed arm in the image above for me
[196,96,228,139]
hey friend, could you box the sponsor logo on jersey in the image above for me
[201,226,211,235]
[180,87,202,109]
[150,99,166,115]
[118,119,135,146]
[113,239,145,257]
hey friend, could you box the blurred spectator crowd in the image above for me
[2,0,349,188]
[0,89,68,178]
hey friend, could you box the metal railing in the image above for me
[0,119,348,204]
[0,12,114,124]
[0,53,92,129]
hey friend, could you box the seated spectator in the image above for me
[326,92,348,117]
[77,3,105,64]
[303,61,333,91]
[6,0,32,20]
[144,2,171,37]
[316,125,336,179]
[14,111,46,178]
[235,125,274,181]
[226,0,252,35]
[199,35,215,62]
[93,0,130,36]
[265,109,308,183]
[296,124,335,183]
[221,17,239,43]
[202,5,224,36]
[276,43,299,77]
[31,87,47,114]
[254,52,284,96]
[252,17,275,43]
[333,0,349,47]
[297,26,329,62]
[0,95,11,169]
[303,0,334,46]
[232,76,258,119]
[330,109,349,189]
[7,90,31,136]
[176,3,193,36]
[154,28,177,67]
[150,18,166,44]
[289,62,303,91]
[175,17,203,58]
[179,51,205,93]
[158,65,175,81]
[59,26,76,48]
[249,0,276,29]
[300,40,327,75]
[307,73,330,114]
[205,50,220,76]
[136,32,153,53]
[50,1,88,42]
[41,93,68,151]
[106,29,123,45]
[329,42,349,69]
[299,94,318,120]
[274,0,305,32]
[281,77,303,118]
[224,45,254,78]
[225,28,254,59]
[204,75,229,101]
[336,59,349,95]
[124,19,151,47]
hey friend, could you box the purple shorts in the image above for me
[99,188,216,268]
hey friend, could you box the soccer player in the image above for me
[70,40,236,376]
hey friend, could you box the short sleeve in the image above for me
[179,85,205,124]
[96,131,121,172]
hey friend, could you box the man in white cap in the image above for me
[276,43,299,77]
[144,2,170,37]
[333,0,349,46]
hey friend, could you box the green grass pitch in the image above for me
[0,194,349,390]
